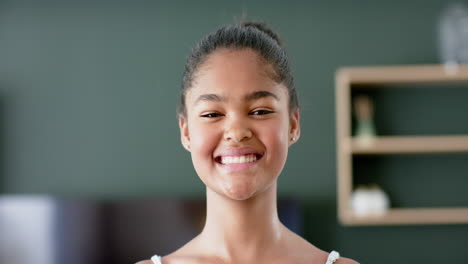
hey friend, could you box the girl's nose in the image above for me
[223,118,253,143]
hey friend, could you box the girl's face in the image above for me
[179,48,300,201]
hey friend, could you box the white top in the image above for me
[151,250,340,264]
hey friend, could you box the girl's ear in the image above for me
[289,110,301,146]
[179,117,191,152]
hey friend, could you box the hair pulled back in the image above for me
[178,21,298,117]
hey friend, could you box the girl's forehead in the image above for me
[189,49,281,96]
[206,49,277,78]
[186,83,288,111]
[204,48,263,66]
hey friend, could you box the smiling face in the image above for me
[179,48,300,201]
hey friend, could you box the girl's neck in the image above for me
[199,182,285,261]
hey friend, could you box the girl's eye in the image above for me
[250,109,274,115]
[200,112,223,118]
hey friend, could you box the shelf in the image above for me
[335,64,468,226]
[349,135,468,154]
[340,208,468,226]
[337,64,468,84]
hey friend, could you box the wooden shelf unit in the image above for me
[340,208,468,226]
[350,135,468,154]
[335,64,468,226]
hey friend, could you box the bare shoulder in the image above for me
[133,255,188,264]
[282,227,359,264]
[337,257,360,264]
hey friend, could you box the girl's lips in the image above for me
[215,146,263,158]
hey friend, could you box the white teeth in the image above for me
[240,156,246,163]
[221,154,257,164]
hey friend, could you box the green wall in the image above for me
[1,0,467,263]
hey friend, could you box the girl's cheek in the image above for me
[267,119,289,142]
[191,123,219,154]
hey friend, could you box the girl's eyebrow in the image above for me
[245,91,279,101]
[195,94,225,105]
[195,91,279,105]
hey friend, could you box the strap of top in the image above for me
[151,251,340,264]
[325,251,340,264]
[151,255,162,264]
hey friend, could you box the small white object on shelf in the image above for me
[350,184,390,216]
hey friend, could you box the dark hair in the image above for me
[178,21,298,117]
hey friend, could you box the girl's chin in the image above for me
[219,182,259,201]
[224,191,256,201]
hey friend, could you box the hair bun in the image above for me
[240,22,282,46]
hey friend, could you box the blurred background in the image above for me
[1,0,468,263]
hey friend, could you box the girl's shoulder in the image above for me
[137,241,203,264]
[284,230,360,264]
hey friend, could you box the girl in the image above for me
[138,22,358,264]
